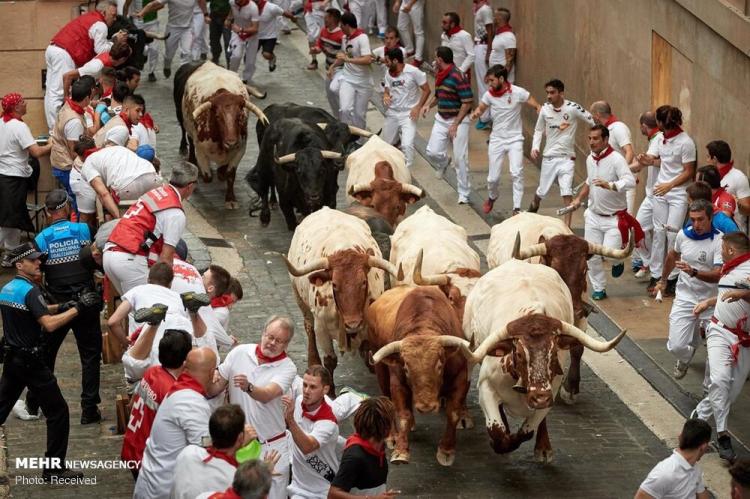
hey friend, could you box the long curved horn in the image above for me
[400,183,424,198]
[348,183,372,196]
[245,101,269,125]
[368,256,403,280]
[558,321,627,352]
[437,336,474,362]
[588,229,635,259]
[320,150,342,159]
[282,256,329,276]
[245,84,267,99]
[192,101,212,121]
[412,249,450,286]
[347,125,373,137]
[275,152,297,165]
[372,341,403,363]
[470,325,511,362]
[513,232,547,260]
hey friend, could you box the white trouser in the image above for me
[626,187,636,214]
[373,0,386,31]
[536,156,575,198]
[694,323,750,432]
[103,251,149,295]
[140,20,161,75]
[650,190,688,279]
[634,195,654,266]
[44,45,76,132]
[474,44,490,123]
[397,0,424,60]
[264,435,291,499]
[348,0,367,31]
[228,33,259,83]
[426,114,471,202]
[667,298,710,364]
[191,11,208,61]
[164,25,194,68]
[382,109,417,168]
[118,172,164,201]
[584,209,623,293]
[304,11,324,44]
[0,228,21,251]
[70,168,97,214]
[487,138,524,209]
[326,72,342,119]
[339,79,371,130]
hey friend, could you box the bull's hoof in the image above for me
[385,435,395,450]
[179,145,188,157]
[224,200,240,210]
[260,209,271,226]
[458,413,474,430]
[201,171,213,183]
[534,447,554,464]
[269,200,278,210]
[558,386,577,406]
[436,447,455,467]
[390,450,409,465]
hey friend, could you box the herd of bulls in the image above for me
[169,65,632,466]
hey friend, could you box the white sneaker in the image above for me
[673,360,689,380]
[12,400,39,421]
[634,267,649,279]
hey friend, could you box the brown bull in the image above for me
[348,162,425,227]
[367,286,470,467]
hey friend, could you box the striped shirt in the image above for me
[435,66,473,119]
[317,27,344,69]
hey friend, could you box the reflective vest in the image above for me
[35,220,93,300]
[107,185,183,256]
[50,11,106,67]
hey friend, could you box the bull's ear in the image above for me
[400,192,422,206]
[308,270,332,287]
[488,340,513,357]
[351,189,374,205]
[556,335,580,350]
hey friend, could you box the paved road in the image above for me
[2,33,671,498]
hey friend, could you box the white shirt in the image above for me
[383,64,426,112]
[672,230,722,303]
[230,0,259,29]
[342,32,372,86]
[585,149,635,215]
[481,84,530,143]
[157,0,198,28]
[714,260,750,329]
[440,29,474,74]
[639,450,706,499]
[63,117,85,141]
[607,121,632,158]
[644,131,663,197]
[134,387,211,499]
[218,344,296,440]
[213,305,231,332]
[256,2,284,39]
[132,123,158,149]
[721,167,750,200]
[81,146,156,193]
[89,21,113,54]
[473,4,493,43]
[489,30,516,82]
[170,445,236,499]
[532,100,595,158]
[372,45,406,94]
[78,57,107,79]
[287,395,340,497]
[646,130,696,191]
[0,119,35,178]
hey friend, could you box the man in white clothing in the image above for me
[209,315,297,499]
[569,124,636,300]
[706,140,750,233]
[255,0,296,73]
[134,347,216,499]
[530,78,594,227]
[440,12,474,78]
[489,8,516,83]
[335,12,373,130]
[472,0,494,129]
[393,0,424,67]
[304,0,328,70]
[227,0,261,83]
[470,64,540,215]
[590,101,635,213]
[382,48,430,169]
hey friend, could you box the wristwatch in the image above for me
[245,382,255,394]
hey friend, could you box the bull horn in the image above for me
[412,249,450,286]
[282,256,329,276]
[245,84,267,99]
[143,31,169,40]
[192,101,212,121]
[372,341,403,363]
[437,336,474,361]
[320,150,342,159]
[588,229,635,259]
[470,325,511,362]
[274,150,297,165]
[558,321,627,352]
[245,101,269,126]
[368,256,403,280]
[316,122,328,130]
[348,125,373,137]
[348,183,371,196]
[400,183,424,198]
[512,232,547,260]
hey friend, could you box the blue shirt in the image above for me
[0,276,50,348]
[684,212,738,235]
[35,220,92,300]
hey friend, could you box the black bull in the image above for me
[108,15,159,70]
[246,118,343,231]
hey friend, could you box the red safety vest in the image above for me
[50,11,106,67]
[108,185,183,256]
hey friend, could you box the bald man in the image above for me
[134,347,217,499]
[590,101,635,213]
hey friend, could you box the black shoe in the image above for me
[269,54,277,72]
[181,292,210,313]
[163,67,172,78]
[664,277,677,298]
[42,468,84,482]
[81,408,102,425]
[717,435,737,462]
[133,303,169,325]
[148,72,156,82]
[528,199,540,213]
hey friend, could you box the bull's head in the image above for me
[192,89,268,150]
[411,249,479,324]
[283,248,403,334]
[274,147,343,211]
[465,312,626,410]
[348,162,424,227]
[372,335,469,413]
[317,122,372,154]
[512,231,634,321]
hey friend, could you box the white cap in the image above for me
[104,126,130,147]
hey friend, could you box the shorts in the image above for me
[259,38,277,54]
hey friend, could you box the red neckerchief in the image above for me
[445,25,462,38]
[647,128,660,141]
[66,98,86,116]
[722,252,750,276]
[615,210,645,249]
[118,111,133,132]
[101,86,112,98]
[255,0,266,14]
[97,52,114,67]
[603,115,619,127]
[347,28,365,40]
[592,146,614,164]
[497,24,513,34]
[140,112,155,130]
[435,64,455,87]
[203,446,239,468]
[718,161,734,180]
[208,487,242,499]
[301,399,337,423]
[303,0,311,12]
[662,126,683,144]
[488,81,511,98]
[344,433,385,466]
[83,146,100,159]
[1,114,20,123]
[255,344,287,364]
[167,372,207,397]
[211,294,234,308]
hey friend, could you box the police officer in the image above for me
[0,242,99,481]
[25,189,104,424]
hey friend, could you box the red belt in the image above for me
[262,432,287,444]
[710,316,750,364]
